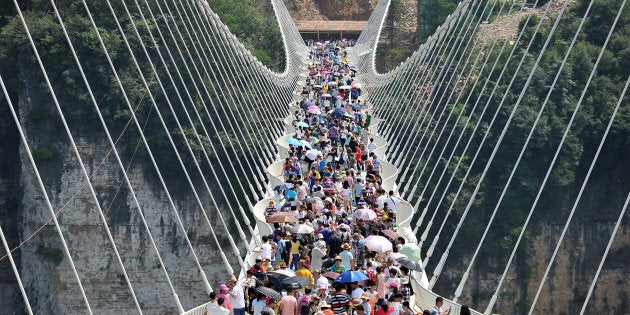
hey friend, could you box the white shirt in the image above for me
[209,305,230,315]
[316,276,330,290]
[230,284,246,309]
[387,195,399,213]
[376,195,387,210]
[367,141,377,154]
[351,287,365,299]
[261,243,273,260]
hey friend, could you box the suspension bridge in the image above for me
[0,0,628,314]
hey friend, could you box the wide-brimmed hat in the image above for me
[334,256,342,261]
[219,284,229,291]
[361,293,371,300]
[319,301,332,309]
[351,299,361,306]
[341,243,351,250]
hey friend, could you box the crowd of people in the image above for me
[204,40,472,315]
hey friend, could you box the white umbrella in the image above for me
[305,149,320,160]
[364,235,393,252]
[297,224,315,234]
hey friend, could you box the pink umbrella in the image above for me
[307,105,320,110]
[354,208,377,220]
[380,229,400,241]
[321,71,330,75]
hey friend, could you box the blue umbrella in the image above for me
[334,271,369,283]
[300,140,313,149]
[285,138,302,146]
[331,108,346,119]
[295,121,309,128]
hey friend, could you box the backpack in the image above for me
[299,295,311,315]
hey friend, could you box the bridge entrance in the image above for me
[296,20,367,40]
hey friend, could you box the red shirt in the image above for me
[375,306,394,315]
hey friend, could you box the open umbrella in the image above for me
[256,286,283,300]
[300,140,313,149]
[364,235,393,252]
[305,149,320,160]
[296,224,315,234]
[398,243,421,261]
[331,108,346,120]
[285,138,303,146]
[269,269,296,279]
[396,257,423,272]
[308,108,321,115]
[295,121,309,128]
[274,183,293,191]
[313,84,323,89]
[282,276,311,288]
[380,229,400,241]
[266,212,298,224]
[354,208,377,220]
[386,252,407,261]
[339,85,351,90]
[322,271,340,280]
[321,93,332,98]
[335,271,370,283]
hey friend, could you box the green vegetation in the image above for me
[37,246,64,265]
[206,0,285,72]
[375,0,629,306]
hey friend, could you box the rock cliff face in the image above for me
[0,73,239,314]
[284,0,378,20]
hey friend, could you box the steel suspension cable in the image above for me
[0,69,93,313]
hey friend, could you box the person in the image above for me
[290,234,302,270]
[296,260,314,285]
[319,301,335,315]
[311,240,327,272]
[209,297,231,315]
[329,256,346,273]
[339,242,354,271]
[314,269,330,290]
[252,293,268,315]
[459,306,471,315]
[386,191,399,214]
[280,287,298,315]
[328,284,350,315]
[400,301,414,315]
[374,298,394,315]
[266,200,278,217]
[429,297,451,315]
[261,235,274,262]
[264,299,278,315]
[217,284,233,312]
[204,292,218,315]
[228,276,246,315]
[350,282,365,299]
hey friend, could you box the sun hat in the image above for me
[341,243,351,250]
[334,255,342,261]
[318,233,324,239]
[219,284,229,291]
[361,293,371,300]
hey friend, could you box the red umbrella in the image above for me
[322,271,340,280]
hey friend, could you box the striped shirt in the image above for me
[328,293,350,315]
